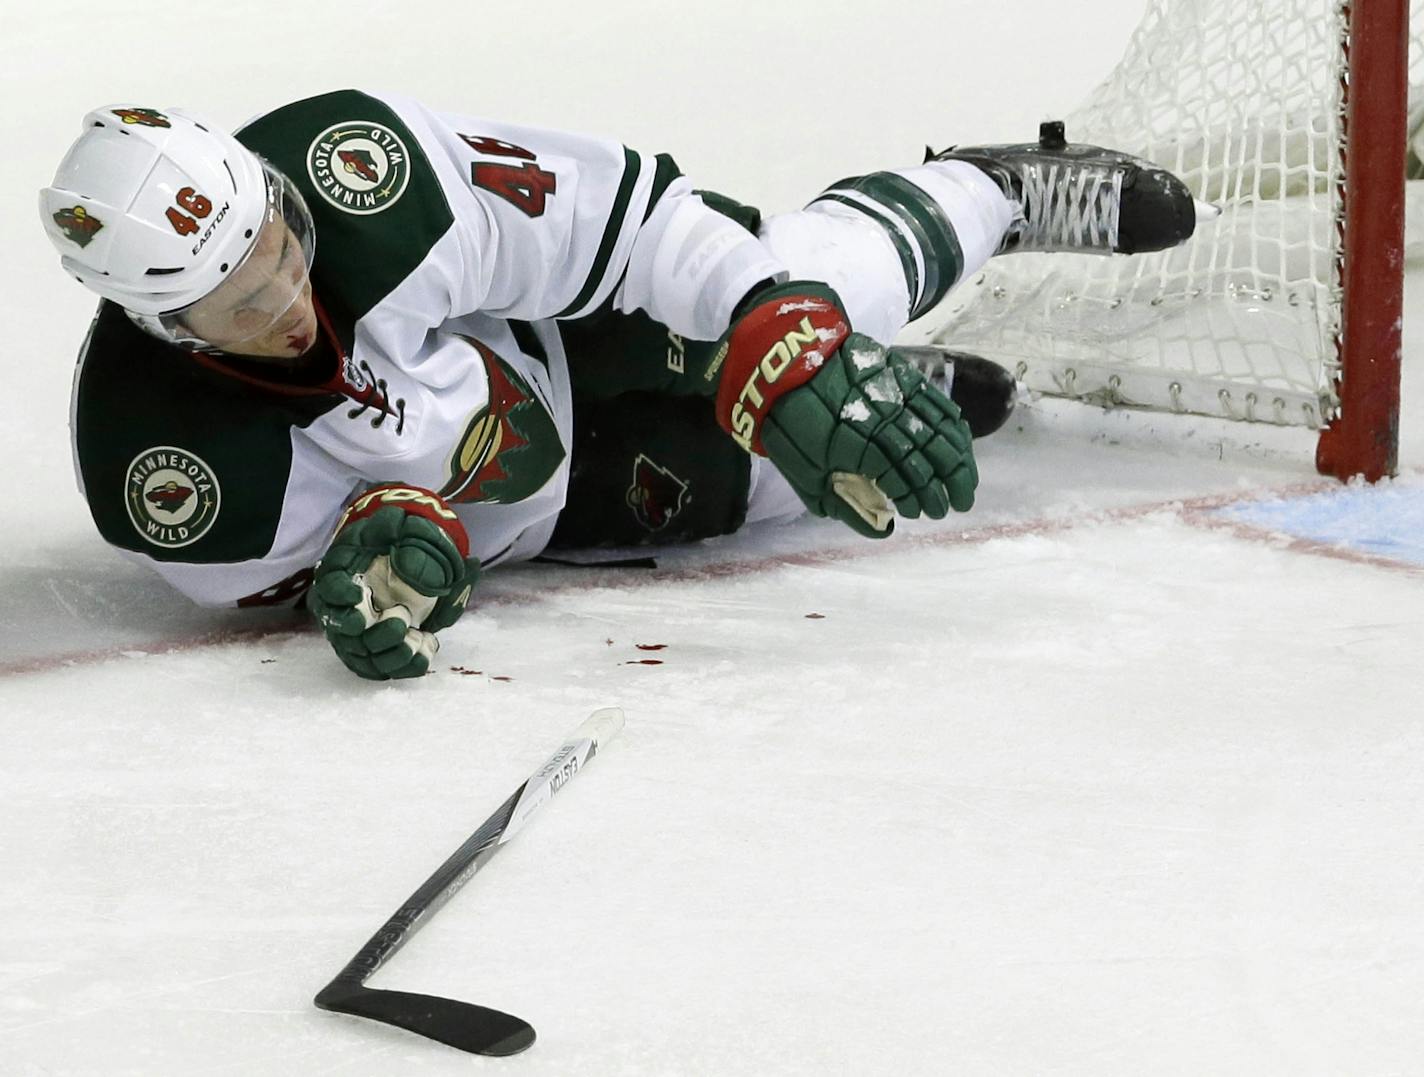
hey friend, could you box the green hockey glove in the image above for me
[308,485,480,680]
[713,281,977,538]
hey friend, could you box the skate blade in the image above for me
[1194,199,1222,223]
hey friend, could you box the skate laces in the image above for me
[1015,162,1123,253]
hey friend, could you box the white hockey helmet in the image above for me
[39,105,315,346]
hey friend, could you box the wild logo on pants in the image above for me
[626,454,689,531]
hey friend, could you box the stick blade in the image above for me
[315,984,535,1057]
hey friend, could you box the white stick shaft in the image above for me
[328,707,625,987]
[505,707,625,840]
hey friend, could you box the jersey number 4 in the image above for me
[463,135,556,218]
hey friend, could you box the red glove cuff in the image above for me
[714,290,851,455]
[335,484,470,558]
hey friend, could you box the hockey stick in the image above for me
[314,706,625,1057]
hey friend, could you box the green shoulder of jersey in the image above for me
[73,303,340,563]
[238,89,455,330]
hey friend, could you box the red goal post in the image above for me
[1316,0,1408,481]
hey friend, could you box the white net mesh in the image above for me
[932,0,1422,428]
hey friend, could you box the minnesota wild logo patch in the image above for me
[112,107,171,128]
[440,337,564,504]
[125,447,221,549]
[53,206,103,248]
[307,121,411,215]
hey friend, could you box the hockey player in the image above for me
[40,92,1201,679]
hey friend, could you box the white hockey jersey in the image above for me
[70,90,787,607]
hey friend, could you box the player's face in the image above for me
[180,213,318,359]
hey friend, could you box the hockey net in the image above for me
[932,0,1416,479]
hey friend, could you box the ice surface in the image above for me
[4,2,1422,1074]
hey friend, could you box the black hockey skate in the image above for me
[929,121,1203,256]
[898,347,1018,439]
